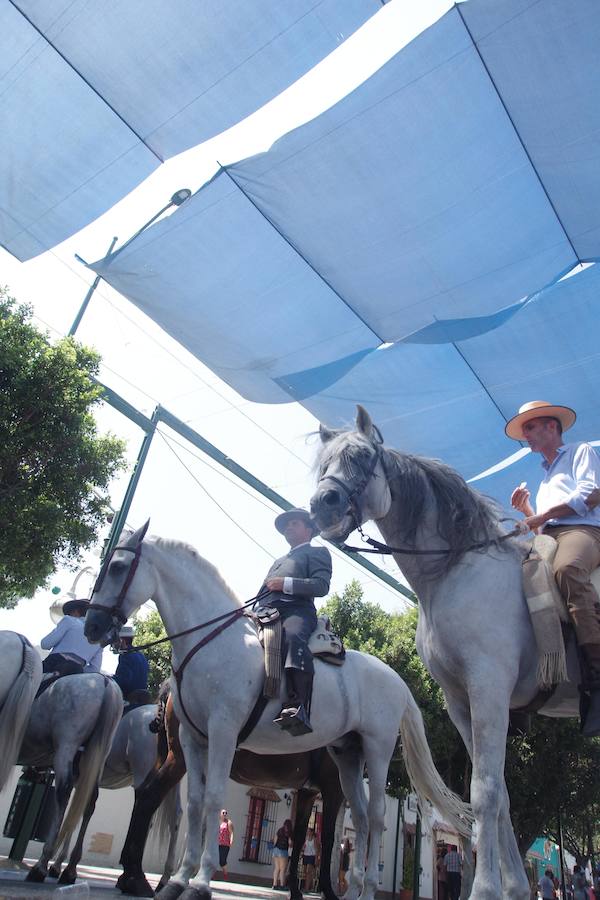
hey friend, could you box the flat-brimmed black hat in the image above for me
[62,598,90,616]
[275,508,318,536]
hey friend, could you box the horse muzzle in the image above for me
[310,489,356,540]
[84,607,117,646]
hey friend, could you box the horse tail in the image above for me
[150,782,181,853]
[0,637,42,790]
[57,677,122,844]
[399,689,474,839]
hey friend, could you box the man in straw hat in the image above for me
[256,508,332,735]
[506,401,600,735]
[41,598,103,676]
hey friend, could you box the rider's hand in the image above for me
[511,484,533,516]
[520,513,547,533]
[266,577,285,592]
[586,488,600,509]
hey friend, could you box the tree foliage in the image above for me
[321,581,600,861]
[0,290,125,607]
[132,609,171,698]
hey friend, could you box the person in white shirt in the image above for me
[41,598,103,675]
[507,400,600,736]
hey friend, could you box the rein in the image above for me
[338,524,522,556]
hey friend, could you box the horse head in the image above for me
[310,405,392,541]
[85,520,152,646]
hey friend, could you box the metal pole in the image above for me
[68,236,118,336]
[557,809,567,900]
[412,814,422,900]
[391,795,403,900]
[101,406,159,560]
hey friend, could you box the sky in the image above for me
[0,0,462,669]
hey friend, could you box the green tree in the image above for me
[132,609,171,698]
[0,290,125,607]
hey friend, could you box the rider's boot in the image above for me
[274,669,313,736]
[579,644,600,737]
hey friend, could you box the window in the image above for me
[242,795,278,864]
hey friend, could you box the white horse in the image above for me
[309,405,585,900]
[17,672,122,883]
[0,631,42,790]
[84,527,473,900]
[49,704,182,890]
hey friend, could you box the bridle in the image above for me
[89,542,142,627]
[318,437,520,556]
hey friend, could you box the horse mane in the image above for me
[152,537,242,607]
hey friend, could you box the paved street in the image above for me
[0,862,313,900]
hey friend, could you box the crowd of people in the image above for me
[536,863,600,900]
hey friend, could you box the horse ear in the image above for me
[319,422,335,444]
[125,519,150,547]
[356,405,376,438]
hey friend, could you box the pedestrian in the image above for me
[218,809,234,880]
[41,598,102,675]
[444,845,462,900]
[256,509,332,736]
[539,868,557,900]
[338,836,353,895]
[272,819,292,890]
[573,865,588,900]
[507,400,600,736]
[436,847,448,900]
[302,826,319,893]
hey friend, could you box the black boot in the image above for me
[579,644,600,738]
[274,670,313,736]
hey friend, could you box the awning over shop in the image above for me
[0,0,383,260]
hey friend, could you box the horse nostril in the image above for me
[323,489,339,507]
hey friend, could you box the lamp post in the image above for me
[69,188,191,337]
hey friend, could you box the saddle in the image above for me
[252,608,345,700]
[522,534,600,687]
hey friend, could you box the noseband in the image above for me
[89,542,142,625]
[319,442,384,533]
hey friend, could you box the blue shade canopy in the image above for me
[88,0,600,506]
[0,0,383,261]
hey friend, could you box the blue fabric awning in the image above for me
[86,0,600,506]
[0,0,383,260]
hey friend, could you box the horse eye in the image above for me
[110,561,127,575]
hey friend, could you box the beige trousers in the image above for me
[545,524,600,646]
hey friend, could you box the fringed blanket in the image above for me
[522,535,569,688]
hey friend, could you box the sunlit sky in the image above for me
[2,0,466,669]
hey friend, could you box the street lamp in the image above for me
[69,187,192,336]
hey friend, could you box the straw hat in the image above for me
[274,508,318,535]
[505,401,576,441]
[62,598,91,617]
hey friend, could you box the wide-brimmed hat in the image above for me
[62,598,91,616]
[274,508,318,535]
[505,400,576,441]
[119,625,135,639]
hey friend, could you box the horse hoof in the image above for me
[120,876,155,898]
[155,882,185,900]
[25,867,46,883]
[58,869,77,885]
[180,888,211,900]
[48,866,61,879]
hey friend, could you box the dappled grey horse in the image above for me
[50,704,181,887]
[16,672,122,883]
[310,405,584,900]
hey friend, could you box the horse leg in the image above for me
[446,693,506,900]
[328,744,368,900]
[120,754,185,897]
[359,737,393,900]
[290,789,317,900]
[184,729,238,899]
[317,764,345,900]
[58,785,99,884]
[156,730,208,900]
[497,784,529,900]
[26,751,75,882]
[48,836,70,879]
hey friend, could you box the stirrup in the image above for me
[273,704,313,736]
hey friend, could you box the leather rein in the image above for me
[321,442,520,556]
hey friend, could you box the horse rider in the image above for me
[112,625,150,705]
[41,598,103,676]
[507,400,600,736]
[256,508,332,735]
